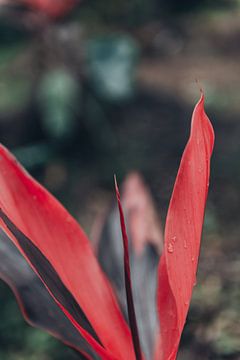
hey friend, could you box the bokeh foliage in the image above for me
[0,0,240,359]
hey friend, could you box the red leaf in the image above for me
[0,229,99,360]
[114,176,142,360]
[0,209,112,360]
[156,95,214,360]
[93,172,163,359]
[0,145,134,360]
[20,0,77,18]
[122,172,163,256]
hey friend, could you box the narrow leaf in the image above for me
[156,95,214,360]
[114,176,142,360]
[95,172,162,359]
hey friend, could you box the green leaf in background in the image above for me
[37,68,80,140]
[13,142,52,169]
[0,19,30,64]
[0,21,31,115]
[86,34,139,102]
[0,20,28,44]
[0,74,32,115]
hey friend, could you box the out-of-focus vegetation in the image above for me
[0,0,240,359]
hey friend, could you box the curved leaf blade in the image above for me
[156,95,214,360]
[0,229,98,360]
[0,144,134,360]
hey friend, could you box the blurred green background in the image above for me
[0,0,240,359]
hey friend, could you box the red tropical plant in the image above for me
[0,94,214,359]
[23,0,77,17]
[4,0,78,18]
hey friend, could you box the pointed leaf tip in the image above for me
[114,178,142,360]
[114,174,119,194]
[156,96,214,360]
[194,79,204,97]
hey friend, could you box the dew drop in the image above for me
[171,236,177,242]
[191,257,195,262]
[167,243,174,253]
[184,240,187,249]
[184,301,189,306]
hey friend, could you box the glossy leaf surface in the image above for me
[0,229,98,360]
[0,145,134,360]
[157,95,214,360]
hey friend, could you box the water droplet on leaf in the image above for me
[167,243,174,253]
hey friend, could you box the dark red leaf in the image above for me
[114,176,142,360]
[0,229,98,360]
[95,172,162,359]
[0,209,113,360]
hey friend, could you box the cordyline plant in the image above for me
[0,94,214,360]
[4,0,78,18]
